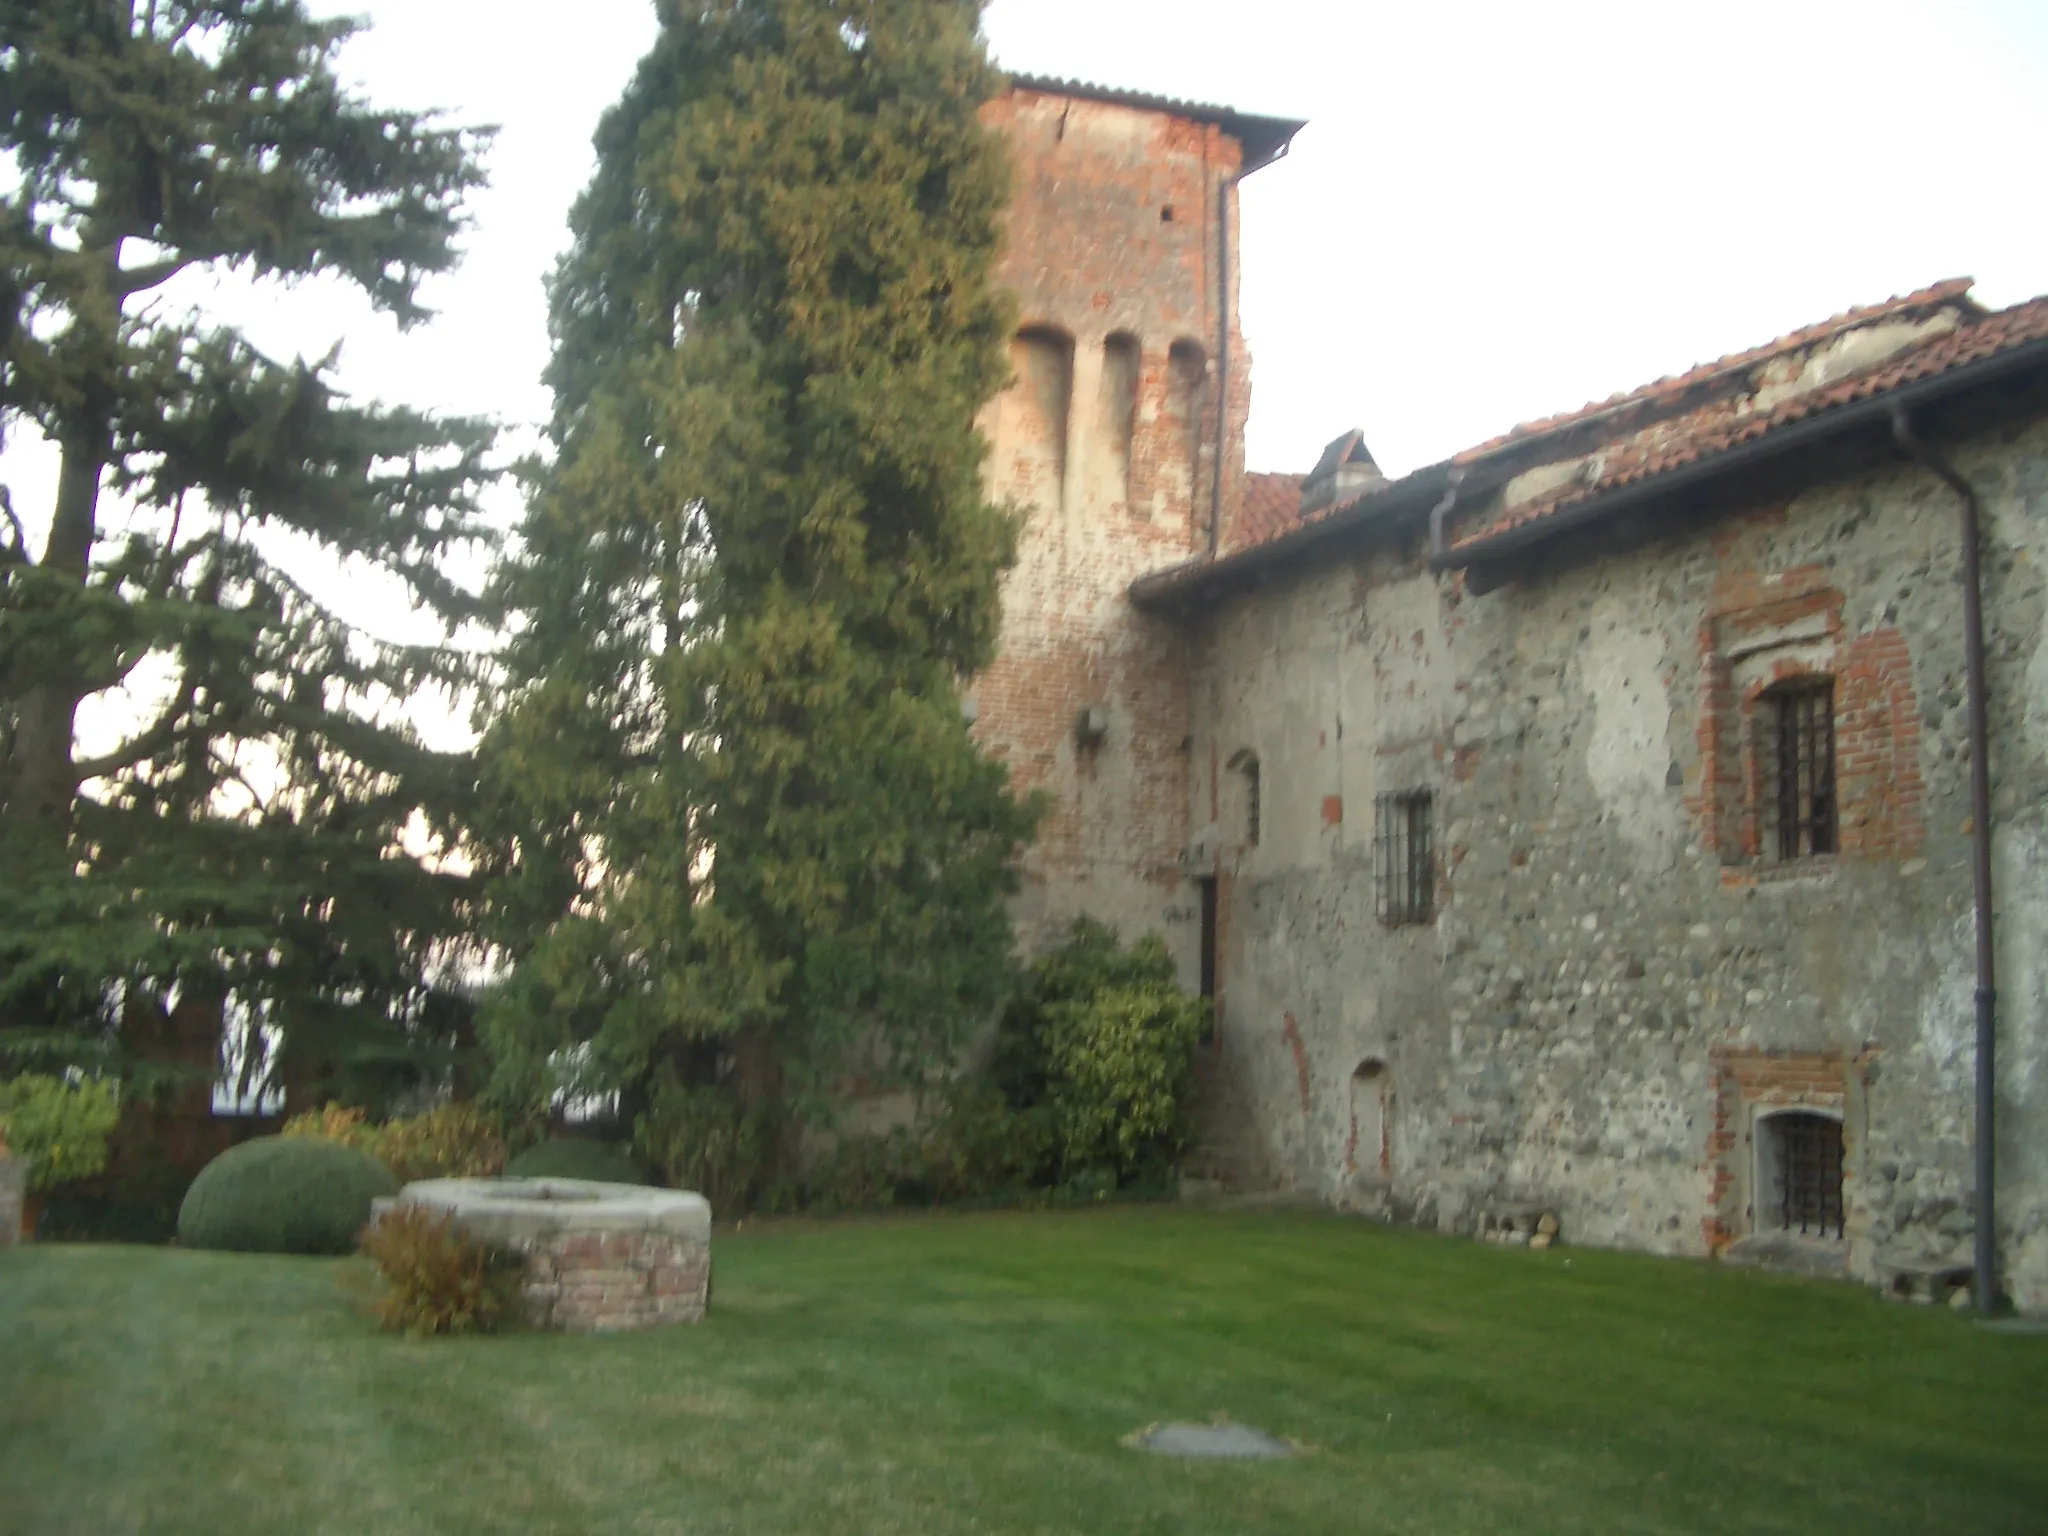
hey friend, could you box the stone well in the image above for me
[390,1177,711,1332]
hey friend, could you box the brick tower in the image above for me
[970,79,1302,979]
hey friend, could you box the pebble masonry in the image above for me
[387,1177,711,1332]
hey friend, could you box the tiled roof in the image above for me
[1453,278,1981,465]
[1232,472,1305,550]
[1131,280,2048,607]
[1004,75,1306,164]
[1453,291,2048,553]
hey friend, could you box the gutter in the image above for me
[1436,332,2048,570]
[1891,406,2001,1317]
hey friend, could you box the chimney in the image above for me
[1299,429,1386,517]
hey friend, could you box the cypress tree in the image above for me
[0,2,496,1104]
[482,0,1036,1134]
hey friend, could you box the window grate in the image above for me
[1775,1114,1845,1238]
[1374,790,1433,927]
[1770,681,1836,861]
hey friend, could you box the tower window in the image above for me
[1374,790,1433,927]
[1767,679,1836,861]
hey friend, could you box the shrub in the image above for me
[914,1080,1053,1203]
[502,1137,650,1186]
[280,1102,373,1151]
[1045,984,1208,1181]
[177,1136,398,1255]
[635,1076,776,1213]
[359,1203,523,1337]
[374,1103,507,1183]
[804,1128,917,1215]
[281,1100,507,1183]
[0,1074,122,1192]
[989,920,1208,1188]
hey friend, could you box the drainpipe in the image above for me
[1210,140,1292,555]
[1426,467,1466,566]
[1891,404,1999,1316]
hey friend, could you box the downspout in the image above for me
[1210,140,1292,555]
[1426,467,1466,566]
[1891,404,1999,1316]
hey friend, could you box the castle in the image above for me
[973,78,2048,1311]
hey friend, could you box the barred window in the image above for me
[1767,680,1836,861]
[1763,1112,1844,1239]
[1374,790,1433,927]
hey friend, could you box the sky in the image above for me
[9,0,2048,739]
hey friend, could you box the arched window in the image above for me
[1350,1060,1392,1177]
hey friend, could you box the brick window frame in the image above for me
[1691,572,1924,871]
[1705,1046,1869,1251]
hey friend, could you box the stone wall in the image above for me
[522,1228,709,1333]
[1187,403,2048,1308]
[967,85,1259,979]
[0,1154,23,1246]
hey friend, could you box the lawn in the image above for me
[2,1208,2042,1535]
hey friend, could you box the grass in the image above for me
[2,1207,2043,1535]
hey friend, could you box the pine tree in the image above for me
[482,0,1036,1138]
[0,2,496,1106]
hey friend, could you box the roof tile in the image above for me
[1453,292,2048,551]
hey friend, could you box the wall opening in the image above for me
[1761,677,1837,861]
[1350,1060,1392,1178]
[1099,332,1140,518]
[1165,339,1208,535]
[1226,748,1260,846]
[1198,876,1218,1002]
[1011,325,1073,516]
[1756,1109,1844,1239]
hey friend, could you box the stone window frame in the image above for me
[1754,1106,1846,1241]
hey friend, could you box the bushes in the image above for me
[992,919,1208,1190]
[359,1204,522,1336]
[178,1136,398,1255]
[502,1138,650,1186]
[0,1074,122,1192]
[634,1077,776,1213]
[373,1104,507,1183]
[281,1101,506,1183]
[914,1081,1052,1204]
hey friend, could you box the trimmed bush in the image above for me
[178,1136,397,1255]
[360,1204,523,1336]
[502,1137,651,1186]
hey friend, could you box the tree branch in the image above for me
[69,675,197,784]
[115,256,194,299]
